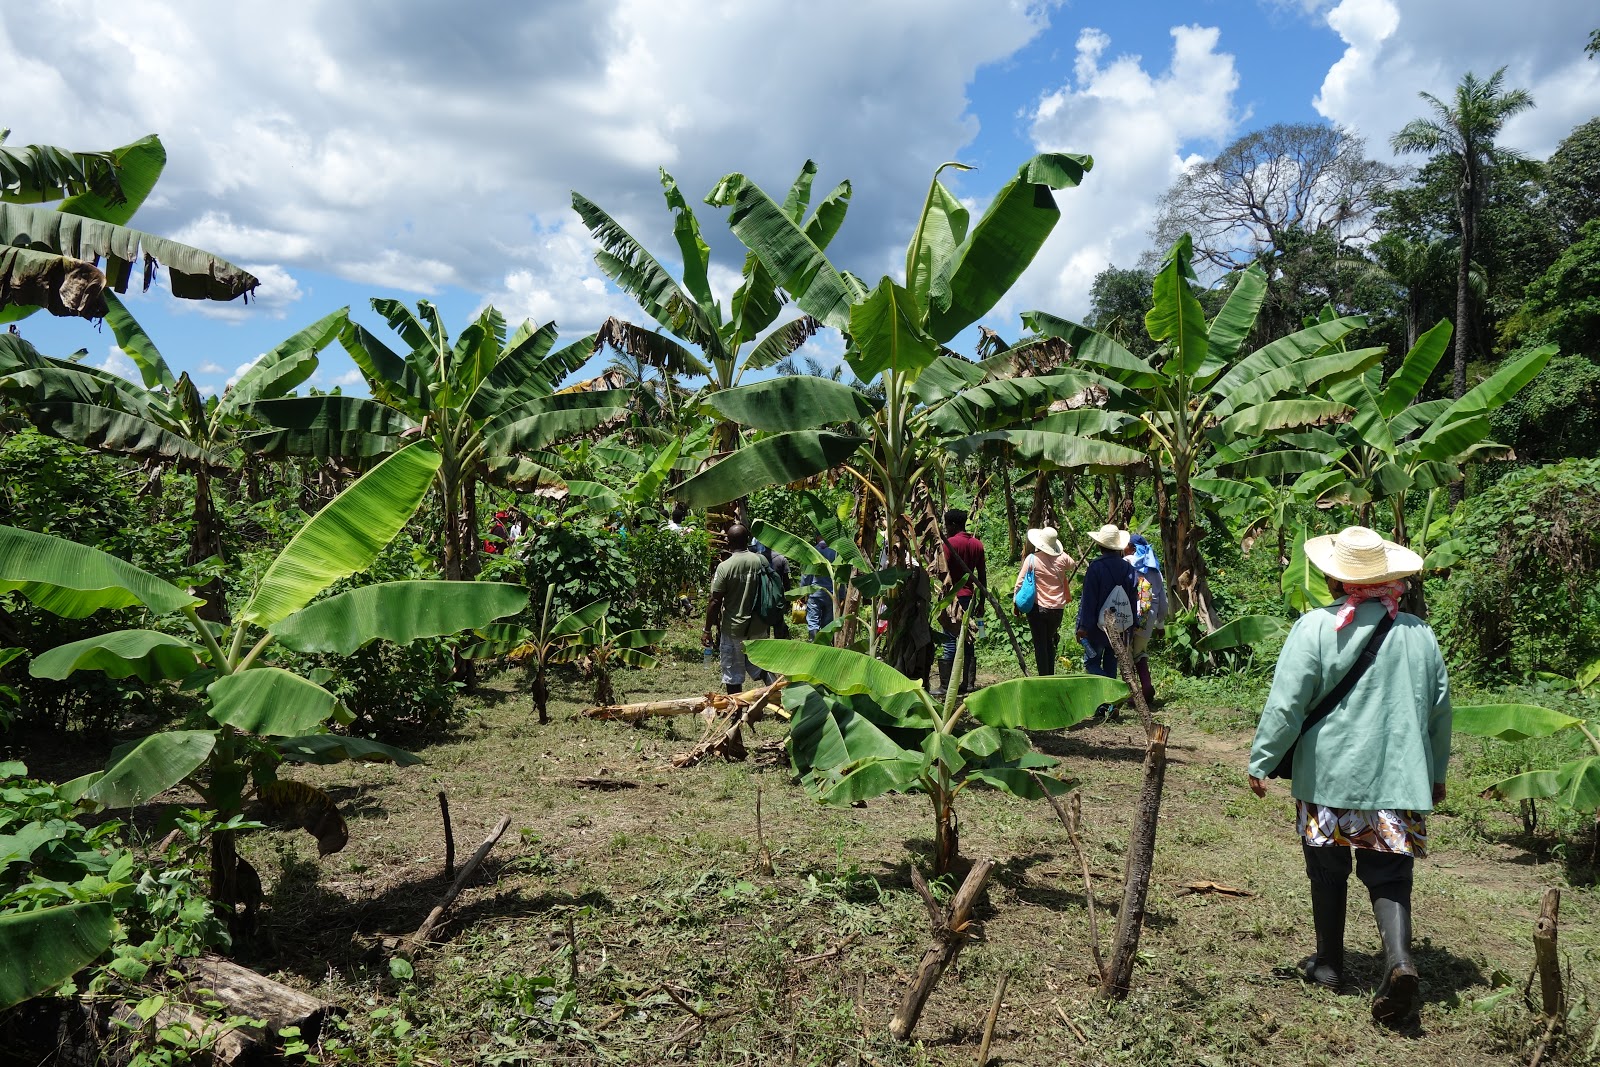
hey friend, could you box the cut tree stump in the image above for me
[0,957,336,1066]
[889,859,995,1042]
[1099,723,1169,999]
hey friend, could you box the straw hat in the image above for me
[1304,526,1423,585]
[1027,526,1064,556]
[1089,524,1130,551]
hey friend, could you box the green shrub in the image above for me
[514,518,640,627]
[1437,458,1600,680]
[623,525,713,625]
[320,639,462,741]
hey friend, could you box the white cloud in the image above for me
[1313,0,1600,160]
[1011,24,1241,321]
[226,355,264,387]
[185,263,303,322]
[0,0,1051,336]
[96,345,139,381]
[196,383,217,396]
[198,361,224,374]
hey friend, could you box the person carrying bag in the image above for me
[1247,527,1452,1028]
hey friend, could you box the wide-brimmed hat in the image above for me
[1027,526,1064,556]
[1304,526,1423,584]
[1089,524,1130,551]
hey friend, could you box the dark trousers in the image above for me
[1302,842,1413,906]
[1027,607,1063,676]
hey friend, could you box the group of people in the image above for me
[699,512,1452,1027]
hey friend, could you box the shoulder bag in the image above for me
[1267,613,1397,780]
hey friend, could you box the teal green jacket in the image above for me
[1248,598,1452,811]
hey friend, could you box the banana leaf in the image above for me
[274,734,424,766]
[207,668,337,736]
[0,903,114,1010]
[1378,319,1453,418]
[220,307,348,415]
[1451,704,1583,742]
[269,581,528,656]
[0,202,256,302]
[671,431,865,509]
[85,730,215,808]
[1145,235,1210,377]
[243,395,416,459]
[1204,264,1268,365]
[848,278,939,381]
[746,639,924,702]
[240,442,441,628]
[29,629,205,683]
[27,399,220,466]
[0,524,199,618]
[926,152,1091,342]
[1197,615,1291,652]
[703,375,879,432]
[965,675,1126,730]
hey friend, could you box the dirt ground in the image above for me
[28,648,1600,1066]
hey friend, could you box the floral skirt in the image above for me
[1296,801,1428,858]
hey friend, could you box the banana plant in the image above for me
[1024,235,1386,629]
[676,155,1144,674]
[0,299,347,618]
[575,610,665,707]
[245,299,624,581]
[573,163,849,456]
[0,442,528,908]
[748,631,1126,875]
[0,133,256,321]
[1453,704,1600,819]
[464,592,609,724]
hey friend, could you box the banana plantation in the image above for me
[1,89,1598,1067]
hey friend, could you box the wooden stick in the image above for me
[975,972,1009,1067]
[565,915,579,986]
[756,783,775,876]
[1528,1010,1562,1067]
[1099,725,1169,999]
[1033,781,1106,982]
[889,859,995,1042]
[1054,1001,1087,1042]
[1533,887,1562,1017]
[794,932,859,965]
[437,791,455,879]
[412,814,512,946]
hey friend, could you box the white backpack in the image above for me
[1099,583,1134,633]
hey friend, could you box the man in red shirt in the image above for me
[935,508,986,697]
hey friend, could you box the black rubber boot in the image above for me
[1371,898,1419,1026]
[931,659,951,699]
[725,683,743,695]
[1299,879,1346,990]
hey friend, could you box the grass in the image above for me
[28,628,1600,1065]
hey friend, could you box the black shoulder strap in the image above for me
[1301,612,1398,735]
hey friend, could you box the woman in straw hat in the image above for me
[1013,527,1076,675]
[1247,526,1452,1028]
[1075,524,1138,688]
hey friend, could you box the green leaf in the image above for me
[927,152,1091,342]
[1424,538,1467,571]
[706,173,858,333]
[274,735,424,767]
[944,430,1146,470]
[1430,344,1556,427]
[748,521,828,575]
[1282,528,1334,614]
[1145,236,1209,376]
[1021,311,1162,388]
[908,354,988,405]
[1485,768,1561,803]
[208,667,337,736]
[847,278,938,382]
[102,292,175,390]
[1205,265,1268,365]
[269,582,528,656]
[1451,704,1583,742]
[746,639,925,701]
[0,524,199,618]
[242,395,417,459]
[241,442,441,627]
[481,390,629,457]
[906,178,969,313]
[1218,399,1350,440]
[1554,757,1600,812]
[1197,615,1290,652]
[785,686,922,805]
[85,730,215,808]
[1378,319,1452,418]
[220,307,348,415]
[964,675,1127,731]
[0,202,257,303]
[670,431,864,509]
[703,375,879,432]
[24,399,220,467]
[29,629,205,683]
[0,903,113,1010]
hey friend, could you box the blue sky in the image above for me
[6,0,1596,395]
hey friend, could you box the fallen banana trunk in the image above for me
[583,684,785,724]
[671,678,787,767]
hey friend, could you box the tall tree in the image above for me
[1391,68,1535,399]
[1546,116,1600,239]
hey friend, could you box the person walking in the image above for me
[1013,526,1074,676]
[1123,533,1168,704]
[703,524,773,694]
[935,508,986,697]
[1075,524,1137,682]
[1247,526,1452,1028]
[800,539,838,639]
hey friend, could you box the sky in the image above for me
[5,0,1597,395]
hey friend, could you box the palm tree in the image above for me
[1391,68,1534,399]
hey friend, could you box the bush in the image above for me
[1436,458,1600,680]
[514,518,640,626]
[320,639,461,741]
[624,525,713,625]
[1488,353,1600,462]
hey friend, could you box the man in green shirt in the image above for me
[703,524,773,694]
[1248,526,1451,1028]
